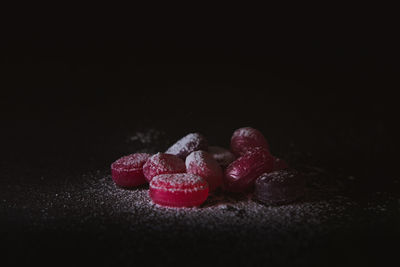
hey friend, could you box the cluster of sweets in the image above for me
[111,127,305,208]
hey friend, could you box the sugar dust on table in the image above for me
[110,127,305,208]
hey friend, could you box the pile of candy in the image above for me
[111,127,305,208]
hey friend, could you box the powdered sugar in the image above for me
[8,166,398,242]
[128,129,164,144]
[259,170,297,183]
[165,133,208,159]
[231,127,270,156]
[152,173,205,186]
[233,127,258,138]
[185,151,223,191]
[143,153,186,181]
[150,173,208,192]
[147,153,184,172]
[75,168,359,229]
[185,150,207,167]
[111,153,151,171]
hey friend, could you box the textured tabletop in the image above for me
[2,119,399,266]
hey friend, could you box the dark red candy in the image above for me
[149,173,209,207]
[231,127,269,156]
[142,153,186,182]
[185,150,223,191]
[254,169,305,205]
[273,157,289,171]
[208,146,236,168]
[111,153,151,188]
[224,147,274,192]
[165,133,208,159]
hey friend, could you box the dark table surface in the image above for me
[1,17,399,265]
[1,63,398,267]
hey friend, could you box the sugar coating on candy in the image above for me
[259,170,296,183]
[112,153,151,171]
[150,173,209,207]
[27,163,360,249]
[185,150,223,191]
[150,173,208,193]
[224,147,274,192]
[165,133,208,159]
[208,146,236,168]
[143,153,186,182]
[231,127,269,156]
[254,169,305,205]
[111,153,151,187]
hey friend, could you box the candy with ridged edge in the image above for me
[111,153,151,188]
[143,153,186,182]
[150,173,209,207]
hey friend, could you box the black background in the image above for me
[1,9,399,266]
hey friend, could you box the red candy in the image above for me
[224,147,274,192]
[185,151,223,191]
[111,153,151,188]
[149,173,209,207]
[165,133,208,159]
[208,146,236,168]
[273,157,289,171]
[231,127,269,156]
[110,126,302,208]
[142,153,186,182]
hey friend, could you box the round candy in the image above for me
[142,153,186,182]
[165,133,208,159]
[224,147,274,192]
[149,173,209,207]
[186,150,223,191]
[111,153,151,188]
[231,127,269,157]
[208,146,236,168]
[254,169,305,205]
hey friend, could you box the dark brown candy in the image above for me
[254,169,305,205]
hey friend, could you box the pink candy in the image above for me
[149,173,209,207]
[111,127,296,207]
[185,151,223,191]
[142,153,186,182]
[111,153,151,188]
[231,127,269,156]
[224,147,274,192]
